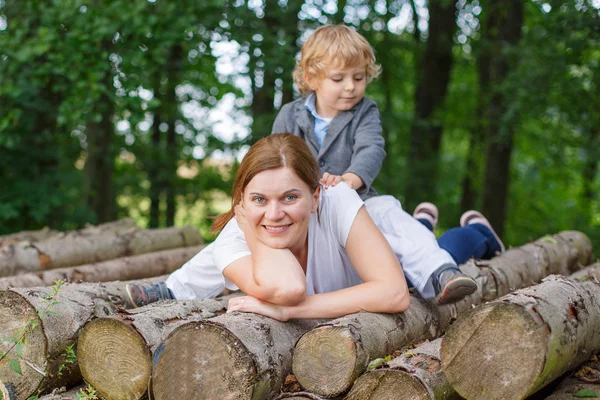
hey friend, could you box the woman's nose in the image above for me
[265,203,284,220]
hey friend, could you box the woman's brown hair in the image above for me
[211,133,321,234]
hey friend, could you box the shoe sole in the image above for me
[125,284,142,308]
[436,276,477,305]
[414,202,439,230]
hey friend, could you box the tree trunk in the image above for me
[479,0,524,238]
[77,296,236,400]
[150,313,323,400]
[404,0,457,209]
[441,275,600,400]
[348,338,458,400]
[348,263,600,400]
[0,225,203,277]
[291,231,592,397]
[83,55,117,224]
[0,245,203,289]
[0,278,165,400]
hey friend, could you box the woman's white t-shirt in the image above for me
[166,183,364,300]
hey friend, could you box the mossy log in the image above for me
[0,225,203,277]
[544,355,600,400]
[291,231,593,397]
[441,275,600,400]
[0,278,164,400]
[77,296,239,400]
[0,245,203,289]
[150,313,323,400]
[347,338,457,400]
[348,261,600,400]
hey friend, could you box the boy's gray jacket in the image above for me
[271,97,385,200]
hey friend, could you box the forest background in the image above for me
[0,0,598,251]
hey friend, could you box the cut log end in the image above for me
[0,291,46,399]
[78,318,151,400]
[441,302,548,400]
[151,321,256,400]
[292,326,358,396]
[347,369,430,400]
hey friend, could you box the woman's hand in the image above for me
[227,295,289,321]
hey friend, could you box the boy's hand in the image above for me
[320,172,364,190]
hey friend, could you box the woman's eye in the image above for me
[253,197,265,204]
[285,195,297,202]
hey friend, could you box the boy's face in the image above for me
[307,62,367,119]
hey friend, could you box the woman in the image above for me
[126,133,503,319]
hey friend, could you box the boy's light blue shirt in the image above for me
[304,93,332,148]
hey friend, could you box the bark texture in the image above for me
[347,338,458,400]
[0,228,58,247]
[0,278,164,400]
[545,356,600,400]
[291,231,592,397]
[0,225,203,277]
[0,245,203,289]
[441,275,600,400]
[37,385,87,400]
[151,313,323,400]
[348,262,600,400]
[77,296,238,400]
[275,392,337,400]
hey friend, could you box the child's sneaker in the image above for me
[433,264,478,304]
[460,210,505,253]
[413,202,439,231]
[125,282,173,308]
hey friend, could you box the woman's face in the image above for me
[242,167,319,253]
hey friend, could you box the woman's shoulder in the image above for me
[320,183,364,213]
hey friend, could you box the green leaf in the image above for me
[541,235,558,244]
[9,359,22,375]
[15,342,24,357]
[367,357,386,371]
[573,389,599,398]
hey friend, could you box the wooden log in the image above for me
[545,355,600,399]
[291,231,593,397]
[348,262,600,400]
[275,392,339,400]
[150,313,323,400]
[0,218,139,249]
[0,225,203,277]
[77,295,240,400]
[440,275,600,400]
[347,338,458,400]
[0,245,204,289]
[0,277,165,400]
[37,385,88,400]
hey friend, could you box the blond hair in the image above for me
[293,24,381,97]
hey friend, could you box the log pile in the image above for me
[0,223,597,400]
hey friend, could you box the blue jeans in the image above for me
[416,219,501,264]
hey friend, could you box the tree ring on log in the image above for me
[293,326,358,396]
[0,291,47,399]
[441,302,548,400]
[151,321,256,400]
[347,369,431,400]
[78,318,152,400]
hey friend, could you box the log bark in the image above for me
[77,295,241,400]
[347,338,458,400]
[0,245,204,289]
[37,385,87,400]
[0,225,203,277]
[440,275,600,400]
[291,231,592,397]
[545,356,600,399]
[150,313,323,400]
[348,262,600,399]
[0,219,138,249]
[0,277,165,400]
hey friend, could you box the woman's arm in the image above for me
[228,206,410,320]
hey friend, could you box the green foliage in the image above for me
[574,389,599,398]
[76,384,99,400]
[0,0,598,248]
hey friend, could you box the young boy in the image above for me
[271,25,503,304]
